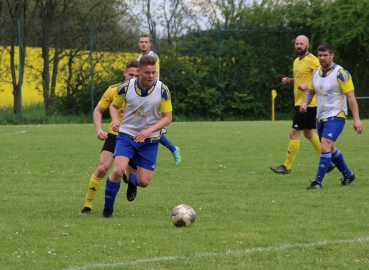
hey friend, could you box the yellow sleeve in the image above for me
[160,83,172,113]
[113,81,129,108]
[97,84,119,109]
[337,69,354,93]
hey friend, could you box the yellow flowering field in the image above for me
[0,46,139,108]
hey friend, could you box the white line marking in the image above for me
[64,236,369,269]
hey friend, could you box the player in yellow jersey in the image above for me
[300,43,363,189]
[102,56,172,218]
[79,60,139,215]
[138,33,181,165]
[270,35,335,174]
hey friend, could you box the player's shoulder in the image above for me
[306,53,318,59]
[117,79,132,95]
[337,66,351,82]
[148,51,159,60]
[160,82,171,99]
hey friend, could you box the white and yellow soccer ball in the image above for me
[171,204,196,227]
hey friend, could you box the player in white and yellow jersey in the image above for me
[300,42,363,189]
[102,55,173,218]
[270,35,335,174]
[138,33,181,165]
[79,60,139,215]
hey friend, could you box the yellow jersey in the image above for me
[293,53,319,107]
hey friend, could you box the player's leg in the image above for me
[270,107,302,174]
[123,160,137,184]
[308,118,349,189]
[303,107,335,173]
[160,134,181,165]
[80,134,115,215]
[329,118,356,185]
[102,134,132,218]
[126,140,159,202]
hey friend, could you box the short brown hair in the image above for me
[125,60,138,70]
[139,33,152,42]
[138,55,156,69]
[317,43,334,54]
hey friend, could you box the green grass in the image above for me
[1,121,369,270]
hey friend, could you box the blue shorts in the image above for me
[317,117,345,142]
[114,133,159,171]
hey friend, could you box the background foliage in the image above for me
[1,0,369,122]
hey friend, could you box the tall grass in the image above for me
[0,121,369,270]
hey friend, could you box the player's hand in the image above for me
[133,129,152,143]
[97,130,108,140]
[297,83,308,91]
[354,120,363,134]
[112,120,120,132]
[299,104,307,113]
[281,77,289,85]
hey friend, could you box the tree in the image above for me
[0,0,34,115]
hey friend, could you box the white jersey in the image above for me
[313,64,348,120]
[118,79,163,138]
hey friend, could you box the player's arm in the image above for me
[110,83,127,132]
[345,91,363,134]
[282,77,294,85]
[133,111,172,143]
[338,69,363,134]
[109,103,120,132]
[300,80,315,113]
[93,105,108,140]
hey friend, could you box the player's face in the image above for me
[124,67,139,80]
[139,37,151,53]
[318,50,334,70]
[294,37,309,56]
[139,64,156,88]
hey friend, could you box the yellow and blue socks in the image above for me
[160,135,176,153]
[104,177,121,211]
[283,140,300,170]
[315,152,331,184]
[85,174,103,209]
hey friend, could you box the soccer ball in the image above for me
[171,204,196,227]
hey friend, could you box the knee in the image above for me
[95,164,109,178]
[137,176,151,188]
[289,129,300,140]
[111,167,125,178]
[303,129,315,139]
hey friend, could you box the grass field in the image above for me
[1,120,369,270]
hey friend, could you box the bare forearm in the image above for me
[348,97,360,121]
[302,89,315,106]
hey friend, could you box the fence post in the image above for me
[217,22,223,121]
[271,89,277,121]
[89,22,94,117]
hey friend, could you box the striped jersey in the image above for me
[113,78,172,138]
[309,63,354,120]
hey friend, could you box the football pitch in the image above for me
[1,120,369,270]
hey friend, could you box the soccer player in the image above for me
[102,55,172,218]
[270,35,335,174]
[300,42,363,189]
[138,33,181,165]
[79,60,139,215]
